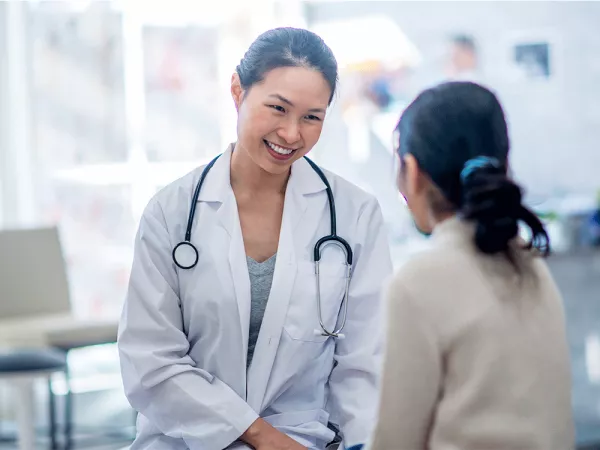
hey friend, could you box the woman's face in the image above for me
[231,66,331,175]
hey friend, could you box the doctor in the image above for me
[118,27,393,450]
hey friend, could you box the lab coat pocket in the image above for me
[285,260,347,343]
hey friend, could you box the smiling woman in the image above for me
[231,27,337,176]
[118,26,393,450]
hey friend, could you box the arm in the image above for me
[366,278,441,450]
[326,199,393,448]
[118,198,259,450]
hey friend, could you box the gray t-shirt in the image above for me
[246,254,276,370]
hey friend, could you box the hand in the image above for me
[241,418,307,450]
[256,439,307,450]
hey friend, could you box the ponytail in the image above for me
[459,156,550,257]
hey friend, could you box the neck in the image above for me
[230,143,290,195]
[429,211,456,231]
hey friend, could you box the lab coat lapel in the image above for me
[226,199,251,366]
[197,144,236,237]
[207,190,251,368]
[289,156,326,233]
[201,146,252,376]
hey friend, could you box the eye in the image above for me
[269,105,285,113]
[305,114,322,121]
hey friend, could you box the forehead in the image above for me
[251,66,331,108]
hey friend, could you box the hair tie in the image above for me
[460,156,501,182]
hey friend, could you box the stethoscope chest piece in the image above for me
[172,241,199,270]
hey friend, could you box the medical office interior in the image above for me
[0,0,599,448]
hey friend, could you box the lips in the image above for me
[263,140,298,161]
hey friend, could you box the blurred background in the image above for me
[0,0,598,449]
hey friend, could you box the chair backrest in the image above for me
[0,226,71,319]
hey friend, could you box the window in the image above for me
[28,2,227,317]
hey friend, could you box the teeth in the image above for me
[266,141,294,155]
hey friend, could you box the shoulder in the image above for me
[389,244,472,304]
[396,244,464,280]
[319,166,382,218]
[142,166,205,222]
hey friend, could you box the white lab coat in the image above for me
[118,145,393,450]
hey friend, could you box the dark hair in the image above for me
[451,34,476,53]
[236,27,338,104]
[395,81,550,258]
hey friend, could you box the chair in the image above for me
[0,226,119,449]
[0,348,67,450]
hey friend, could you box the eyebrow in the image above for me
[268,94,326,114]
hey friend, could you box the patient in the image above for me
[365,82,574,450]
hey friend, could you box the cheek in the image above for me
[236,106,249,134]
[302,122,324,145]
[238,105,269,137]
[397,171,409,200]
[401,187,426,223]
[405,197,430,234]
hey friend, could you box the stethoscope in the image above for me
[172,153,353,339]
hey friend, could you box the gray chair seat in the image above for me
[0,349,66,449]
[0,348,66,374]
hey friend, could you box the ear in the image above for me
[231,73,244,111]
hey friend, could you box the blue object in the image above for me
[584,209,600,246]
[460,156,501,182]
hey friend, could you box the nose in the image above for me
[277,117,301,145]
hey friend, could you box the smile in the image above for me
[264,140,298,156]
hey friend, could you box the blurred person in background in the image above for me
[118,27,393,450]
[412,34,483,97]
[445,34,479,81]
[360,82,574,450]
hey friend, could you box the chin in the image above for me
[414,221,433,237]
[259,140,307,173]
[408,211,432,237]
[259,160,291,175]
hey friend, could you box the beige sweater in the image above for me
[367,217,574,450]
